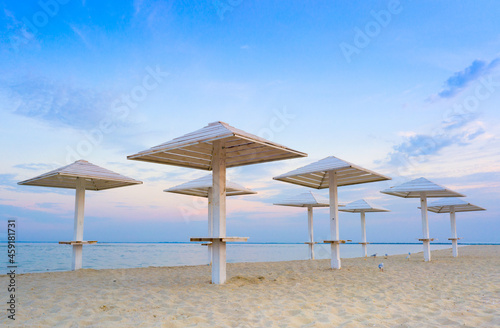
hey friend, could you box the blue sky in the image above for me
[1,0,499,243]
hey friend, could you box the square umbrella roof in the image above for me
[274,191,334,207]
[164,174,256,198]
[127,121,307,169]
[273,156,391,188]
[380,177,465,198]
[17,160,142,191]
[426,198,486,213]
[339,199,390,213]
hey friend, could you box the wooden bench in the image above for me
[448,237,461,241]
[190,237,248,242]
[59,241,97,245]
[323,240,347,244]
[418,238,435,242]
[304,242,319,245]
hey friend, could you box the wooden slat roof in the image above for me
[339,199,390,213]
[427,198,486,213]
[127,121,307,169]
[273,156,391,189]
[164,174,256,198]
[380,177,465,198]
[17,160,142,191]
[273,191,333,208]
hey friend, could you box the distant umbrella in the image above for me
[274,156,391,270]
[427,198,486,258]
[165,174,256,266]
[274,191,330,260]
[17,160,142,271]
[381,177,464,262]
[339,199,390,258]
[378,263,384,271]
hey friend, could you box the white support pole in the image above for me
[329,171,341,269]
[420,193,431,262]
[307,206,314,260]
[360,211,367,257]
[207,187,213,265]
[72,177,85,270]
[450,206,458,257]
[211,140,227,284]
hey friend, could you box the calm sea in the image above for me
[0,242,491,274]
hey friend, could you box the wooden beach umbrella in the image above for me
[164,174,257,264]
[128,121,307,284]
[274,191,334,260]
[427,198,485,258]
[339,199,390,257]
[380,177,465,262]
[18,160,142,270]
[273,156,391,269]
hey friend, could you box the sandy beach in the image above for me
[2,245,499,327]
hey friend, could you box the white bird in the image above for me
[370,253,377,258]
[378,263,384,271]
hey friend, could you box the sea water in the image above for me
[0,242,463,274]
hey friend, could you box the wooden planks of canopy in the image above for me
[128,121,306,169]
[381,177,465,262]
[274,156,391,269]
[427,198,485,258]
[339,199,390,257]
[129,121,307,284]
[427,198,485,213]
[273,156,390,189]
[18,159,141,190]
[164,174,256,198]
[18,160,142,270]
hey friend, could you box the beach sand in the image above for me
[2,245,499,327]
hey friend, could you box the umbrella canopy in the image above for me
[273,191,331,207]
[273,156,391,188]
[18,160,142,190]
[380,177,465,198]
[128,121,307,169]
[380,177,464,262]
[18,160,142,271]
[164,174,256,198]
[128,121,306,284]
[274,156,391,269]
[339,199,390,213]
[427,198,485,213]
